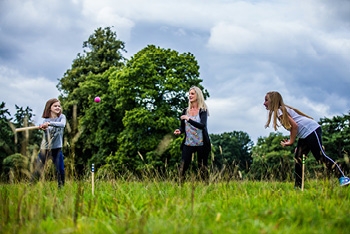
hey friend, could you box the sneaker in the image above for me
[339,177,350,186]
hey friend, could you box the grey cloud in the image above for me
[0,0,349,142]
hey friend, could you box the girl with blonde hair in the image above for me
[264,91,350,188]
[174,86,211,182]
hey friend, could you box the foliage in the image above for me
[12,105,42,155]
[56,27,126,173]
[249,132,295,181]
[3,25,350,182]
[57,26,126,100]
[210,131,253,176]
[1,180,349,234]
[2,153,30,182]
[246,111,350,181]
[0,102,14,179]
[320,112,350,174]
[0,102,40,182]
[105,45,208,174]
[70,68,125,169]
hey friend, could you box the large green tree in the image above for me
[58,26,126,100]
[105,45,209,175]
[76,68,125,168]
[58,26,126,119]
[56,27,126,173]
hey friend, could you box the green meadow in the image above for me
[1,178,349,234]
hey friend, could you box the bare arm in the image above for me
[281,115,298,147]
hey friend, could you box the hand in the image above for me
[180,115,189,121]
[174,129,181,135]
[39,122,49,130]
[280,139,291,147]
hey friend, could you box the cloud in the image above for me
[1,0,350,143]
[208,23,257,54]
[0,66,60,123]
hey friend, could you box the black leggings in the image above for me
[294,127,344,187]
[179,145,209,180]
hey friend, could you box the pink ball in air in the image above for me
[94,96,101,103]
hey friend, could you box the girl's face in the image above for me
[188,89,197,103]
[263,94,270,110]
[50,101,61,116]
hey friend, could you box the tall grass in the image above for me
[1,177,349,234]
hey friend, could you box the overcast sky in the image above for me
[1,0,349,143]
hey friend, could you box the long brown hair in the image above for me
[42,98,61,118]
[265,91,312,131]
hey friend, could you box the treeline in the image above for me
[1,27,349,182]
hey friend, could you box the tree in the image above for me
[210,131,253,176]
[248,132,295,181]
[56,27,127,173]
[58,26,126,100]
[105,45,209,175]
[320,112,350,174]
[12,105,41,155]
[0,103,41,181]
[0,102,14,179]
[77,68,125,167]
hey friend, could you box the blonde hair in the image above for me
[42,98,61,118]
[187,86,209,116]
[265,91,312,131]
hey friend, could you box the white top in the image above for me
[278,107,319,139]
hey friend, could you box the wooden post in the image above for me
[91,163,95,195]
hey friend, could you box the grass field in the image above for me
[1,178,349,234]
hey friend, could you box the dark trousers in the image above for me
[294,127,340,187]
[32,148,65,187]
[179,145,209,181]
